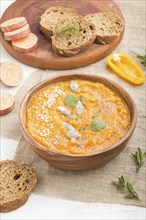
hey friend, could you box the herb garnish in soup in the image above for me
[26,80,130,155]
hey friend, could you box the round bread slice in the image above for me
[51,17,96,56]
[84,12,124,44]
[0,160,37,212]
[0,62,23,86]
[40,6,79,38]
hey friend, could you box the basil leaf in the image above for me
[90,119,106,132]
[64,95,78,107]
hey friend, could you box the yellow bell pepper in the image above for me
[107,53,145,85]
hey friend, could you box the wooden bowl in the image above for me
[19,73,137,170]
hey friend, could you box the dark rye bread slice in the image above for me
[0,160,37,212]
[51,17,96,56]
[40,6,78,38]
[84,12,124,44]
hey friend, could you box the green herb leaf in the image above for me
[137,51,146,66]
[131,147,146,171]
[90,119,106,132]
[79,126,88,131]
[80,95,86,106]
[136,151,141,166]
[112,176,139,200]
[56,22,80,38]
[63,22,80,33]
[92,110,101,119]
[118,175,125,186]
[138,147,143,161]
[126,182,133,192]
[64,95,78,107]
[68,115,78,119]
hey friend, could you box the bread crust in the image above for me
[52,35,95,56]
[0,160,37,213]
[40,6,78,38]
[0,196,28,212]
[84,12,124,44]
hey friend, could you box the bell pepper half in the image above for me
[107,53,145,85]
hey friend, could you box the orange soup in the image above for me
[26,80,130,155]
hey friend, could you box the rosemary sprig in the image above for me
[113,176,139,200]
[137,50,146,66]
[131,147,146,172]
[56,22,80,38]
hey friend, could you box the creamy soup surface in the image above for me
[26,80,130,155]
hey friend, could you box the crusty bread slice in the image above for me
[84,12,124,44]
[40,6,78,38]
[51,17,96,56]
[0,160,37,212]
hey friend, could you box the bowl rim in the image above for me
[19,73,137,158]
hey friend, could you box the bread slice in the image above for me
[51,17,96,56]
[84,12,124,44]
[40,6,78,38]
[0,160,37,212]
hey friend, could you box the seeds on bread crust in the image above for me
[51,17,96,56]
[0,160,37,212]
[84,12,124,44]
[40,6,79,38]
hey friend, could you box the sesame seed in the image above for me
[36,112,53,123]
[39,128,50,137]
[43,86,65,108]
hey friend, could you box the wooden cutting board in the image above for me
[0,0,124,70]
